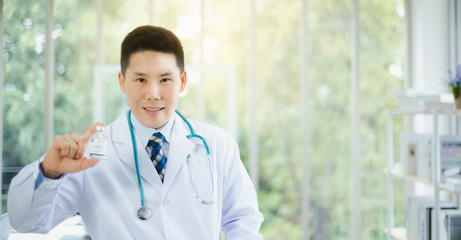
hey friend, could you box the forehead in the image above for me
[126,50,180,75]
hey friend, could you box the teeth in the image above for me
[145,107,161,111]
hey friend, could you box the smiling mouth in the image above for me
[144,107,164,112]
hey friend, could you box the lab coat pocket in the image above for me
[192,180,217,224]
[187,152,217,224]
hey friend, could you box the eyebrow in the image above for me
[132,71,148,77]
[131,71,174,77]
[159,71,174,77]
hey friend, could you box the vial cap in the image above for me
[96,126,105,132]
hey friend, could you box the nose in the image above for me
[146,81,161,100]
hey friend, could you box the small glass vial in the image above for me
[90,126,108,160]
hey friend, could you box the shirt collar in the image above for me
[130,112,175,147]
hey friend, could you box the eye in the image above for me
[136,78,146,83]
[160,78,170,83]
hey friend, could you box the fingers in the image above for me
[70,133,82,159]
[54,134,79,159]
[80,157,100,171]
[53,122,106,160]
[77,122,106,159]
[44,122,106,176]
[81,122,106,145]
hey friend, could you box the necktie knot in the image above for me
[146,132,167,182]
[149,132,164,145]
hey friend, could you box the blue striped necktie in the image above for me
[146,132,167,182]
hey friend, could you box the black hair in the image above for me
[120,25,184,76]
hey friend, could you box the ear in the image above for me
[180,70,188,93]
[118,71,127,93]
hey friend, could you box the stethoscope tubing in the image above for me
[127,110,215,211]
[127,111,146,207]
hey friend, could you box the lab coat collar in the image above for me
[162,113,195,192]
[130,110,175,148]
[111,109,194,194]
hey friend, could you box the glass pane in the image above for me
[251,0,305,238]
[2,0,46,213]
[54,0,96,135]
[360,1,405,238]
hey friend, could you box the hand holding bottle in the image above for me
[41,122,106,179]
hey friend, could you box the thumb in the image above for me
[75,122,106,160]
[81,122,106,145]
[80,157,100,170]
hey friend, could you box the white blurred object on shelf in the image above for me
[390,89,455,110]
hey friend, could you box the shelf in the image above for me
[392,109,461,116]
[387,167,461,193]
[386,106,461,240]
[388,168,438,185]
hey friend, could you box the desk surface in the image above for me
[8,215,90,240]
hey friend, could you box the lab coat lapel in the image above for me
[163,113,195,190]
[112,110,163,193]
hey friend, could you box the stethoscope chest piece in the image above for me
[137,206,152,220]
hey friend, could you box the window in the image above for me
[1,1,406,239]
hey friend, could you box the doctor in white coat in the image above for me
[7,25,263,239]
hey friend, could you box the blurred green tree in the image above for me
[2,1,404,239]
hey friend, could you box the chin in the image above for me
[145,118,167,129]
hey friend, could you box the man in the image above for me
[8,25,263,239]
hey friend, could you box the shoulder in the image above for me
[188,118,229,135]
[179,117,236,145]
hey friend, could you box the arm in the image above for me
[221,139,264,239]
[7,122,104,233]
[7,159,75,233]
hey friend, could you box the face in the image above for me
[119,50,187,129]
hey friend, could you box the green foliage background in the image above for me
[2,0,404,239]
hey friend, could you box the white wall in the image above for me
[410,0,450,92]
[408,0,452,134]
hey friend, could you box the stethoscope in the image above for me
[127,110,216,220]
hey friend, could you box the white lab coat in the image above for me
[7,110,263,240]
